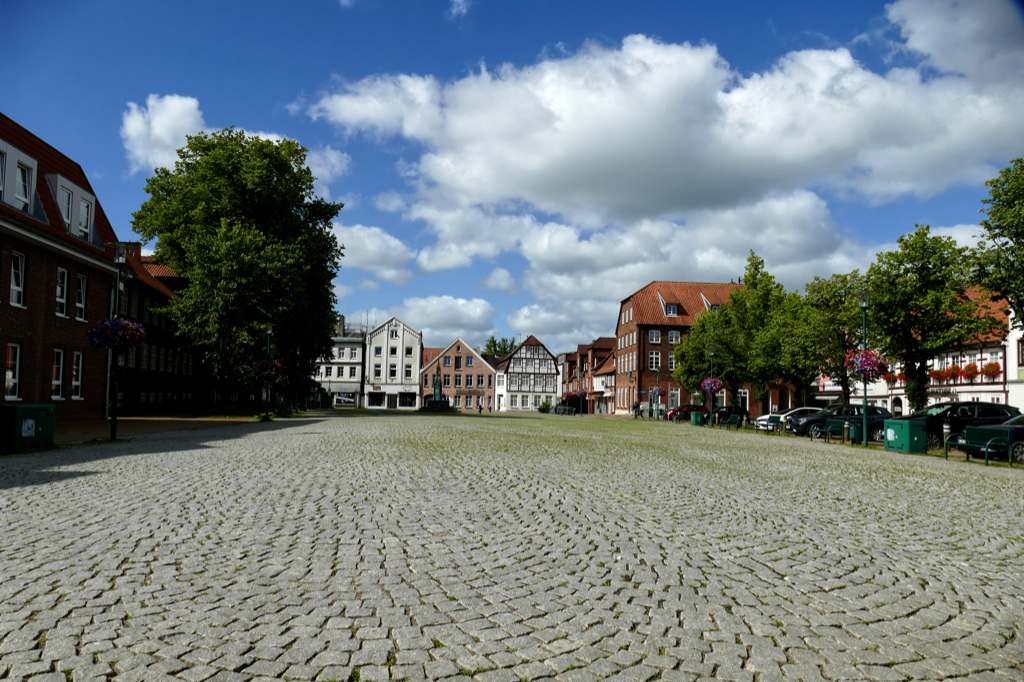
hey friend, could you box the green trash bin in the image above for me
[0,404,56,453]
[691,412,704,426]
[884,419,926,453]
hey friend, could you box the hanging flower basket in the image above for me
[844,350,889,382]
[575,389,587,398]
[982,362,1002,380]
[701,378,724,394]
[896,372,906,384]
[960,363,979,383]
[87,318,147,356]
[562,391,572,400]
[254,360,281,381]
[649,386,666,397]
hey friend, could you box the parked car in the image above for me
[667,404,709,422]
[754,406,820,432]
[787,403,892,440]
[891,401,1020,451]
[712,405,750,426]
[962,412,1024,463]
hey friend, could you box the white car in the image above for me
[754,406,820,432]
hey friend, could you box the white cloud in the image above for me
[374,191,408,213]
[507,299,620,352]
[339,0,355,7]
[121,94,205,173]
[334,282,355,300]
[353,296,498,347]
[307,146,351,199]
[480,267,517,293]
[449,0,471,17]
[333,223,416,285]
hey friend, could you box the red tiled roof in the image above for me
[127,253,175,300]
[589,337,615,351]
[0,113,118,262]
[421,347,444,367]
[966,287,1010,344]
[594,355,617,375]
[139,255,182,278]
[623,281,743,327]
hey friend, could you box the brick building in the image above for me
[560,337,615,414]
[1,113,118,420]
[614,281,747,416]
[420,337,495,411]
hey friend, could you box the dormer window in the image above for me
[77,200,91,240]
[665,304,678,316]
[15,165,31,212]
[58,188,72,228]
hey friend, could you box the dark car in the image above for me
[787,403,892,440]
[667,404,709,422]
[712,405,750,426]
[893,401,1021,451]
[962,412,1024,463]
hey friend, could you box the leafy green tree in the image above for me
[975,158,1024,329]
[132,128,345,404]
[799,271,868,404]
[751,292,821,407]
[867,225,1003,411]
[483,336,516,356]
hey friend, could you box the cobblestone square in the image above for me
[1,413,1022,681]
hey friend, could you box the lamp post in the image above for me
[106,242,128,441]
[859,291,870,446]
[709,346,715,424]
[264,323,274,420]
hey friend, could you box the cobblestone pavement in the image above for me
[2,413,1023,682]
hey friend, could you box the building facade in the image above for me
[315,334,365,407]
[494,335,559,411]
[364,316,422,409]
[420,337,495,411]
[1,113,118,421]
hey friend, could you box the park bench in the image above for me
[809,419,847,443]
[722,414,741,430]
[944,425,1012,465]
[762,415,782,435]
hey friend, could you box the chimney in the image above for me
[336,315,346,337]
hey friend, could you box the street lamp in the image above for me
[264,323,274,420]
[104,242,128,441]
[709,346,715,423]
[859,291,870,446]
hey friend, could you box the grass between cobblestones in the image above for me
[0,411,1022,682]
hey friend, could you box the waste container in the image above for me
[0,404,55,453]
[884,419,926,453]
[691,412,705,426]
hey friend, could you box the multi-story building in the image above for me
[561,337,615,414]
[420,337,495,411]
[494,335,559,411]
[614,281,744,416]
[314,320,365,407]
[0,113,118,420]
[591,355,617,414]
[364,316,422,409]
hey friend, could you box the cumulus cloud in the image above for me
[354,296,498,346]
[121,94,205,173]
[334,282,355,300]
[307,146,351,199]
[333,223,416,285]
[480,267,517,293]
[449,0,471,17]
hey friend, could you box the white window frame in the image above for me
[15,164,31,211]
[77,199,92,241]
[649,330,660,344]
[510,395,518,408]
[404,364,412,379]
[71,352,83,399]
[649,351,661,371]
[6,344,20,399]
[52,350,64,399]
[56,268,68,316]
[669,331,681,344]
[374,364,382,379]
[668,356,676,371]
[128,347,136,368]
[130,291,138,318]
[59,187,73,227]
[665,304,678,316]
[349,348,357,359]
[324,366,332,377]
[10,252,25,307]
[349,366,357,378]
[389,364,397,379]
[141,343,149,370]
[75,275,87,320]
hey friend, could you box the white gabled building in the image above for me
[364,316,422,409]
[314,334,365,407]
[494,335,559,411]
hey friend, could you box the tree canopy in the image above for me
[131,128,345,402]
[975,158,1024,330]
[483,336,516,357]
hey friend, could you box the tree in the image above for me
[867,225,1004,411]
[132,128,345,405]
[751,292,821,407]
[799,272,868,405]
[975,158,1024,329]
[483,336,516,356]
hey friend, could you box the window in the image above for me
[467,357,474,367]
[390,347,397,357]
[1019,339,1024,366]
[443,374,451,387]
[497,375,504,387]
[424,375,430,387]
[5,345,20,398]
[477,375,485,388]
[443,356,451,366]
[52,350,64,398]
[649,351,660,370]
[736,389,749,410]
[10,253,25,306]
[56,268,68,316]
[454,396,461,408]
[59,187,72,227]
[510,395,518,408]
[71,352,83,398]
[349,366,357,378]
[389,364,397,379]
[141,343,149,370]
[119,291,128,316]
[374,364,382,379]
[389,329,399,339]
[15,165,31,212]
[665,304,678,316]
[454,375,462,388]
[455,357,462,370]
[128,347,136,368]
[143,297,150,323]
[669,331,680,344]
[349,348,357,359]
[668,356,676,371]
[404,364,412,379]
[487,375,492,388]
[405,346,412,357]
[534,395,542,408]
[325,366,332,377]
[649,330,660,344]
[159,348,166,372]
[374,346,382,357]
[130,292,138,318]
[75,276,87,320]
[77,200,91,240]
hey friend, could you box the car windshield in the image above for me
[911,405,952,418]
[1004,414,1024,426]
[812,408,833,416]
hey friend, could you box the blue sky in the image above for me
[4,0,1024,350]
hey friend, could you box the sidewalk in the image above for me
[55,416,254,444]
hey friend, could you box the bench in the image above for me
[762,415,782,435]
[809,419,847,443]
[944,425,1011,465]
[721,414,741,429]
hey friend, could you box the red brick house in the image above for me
[0,113,118,420]
[561,337,615,414]
[420,338,495,411]
[614,281,753,416]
